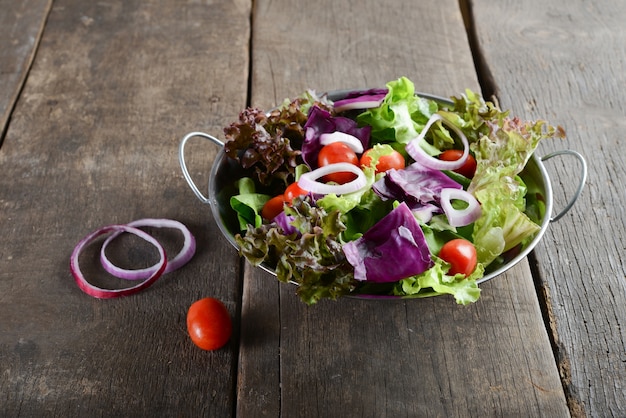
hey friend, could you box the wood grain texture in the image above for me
[0,0,250,415]
[237,0,569,415]
[0,0,51,142]
[469,0,626,415]
[249,0,480,108]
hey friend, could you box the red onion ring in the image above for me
[333,94,386,112]
[405,113,469,171]
[298,163,367,195]
[320,131,364,154]
[70,225,167,299]
[100,218,196,280]
[440,188,482,227]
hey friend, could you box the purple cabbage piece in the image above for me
[302,106,371,169]
[341,88,388,99]
[273,211,299,236]
[342,202,433,283]
[373,162,462,208]
[412,203,440,224]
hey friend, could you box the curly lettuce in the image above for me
[223,92,333,190]
[468,113,565,265]
[235,198,356,304]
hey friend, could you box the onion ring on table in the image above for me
[405,113,470,171]
[70,225,167,299]
[100,218,196,280]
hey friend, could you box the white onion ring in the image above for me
[405,113,469,171]
[100,218,196,280]
[298,163,367,195]
[70,225,167,299]
[440,188,482,227]
[320,131,364,154]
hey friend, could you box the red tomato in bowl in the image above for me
[284,182,308,205]
[318,142,359,184]
[261,195,285,220]
[439,149,477,178]
[360,148,405,174]
[187,298,232,351]
[438,239,478,277]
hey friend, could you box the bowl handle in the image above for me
[178,132,224,204]
[541,150,588,222]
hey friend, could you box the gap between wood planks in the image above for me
[245,0,256,109]
[0,2,53,149]
[232,1,256,417]
[458,0,584,416]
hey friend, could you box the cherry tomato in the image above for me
[360,148,405,174]
[439,149,477,178]
[261,194,285,220]
[187,297,232,351]
[438,239,478,277]
[284,182,308,205]
[317,142,359,184]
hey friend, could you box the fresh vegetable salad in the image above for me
[222,77,564,305]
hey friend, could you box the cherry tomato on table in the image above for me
[261,194,285,220]
[317,142,359,184]
[438,239,478,277]
[360,148,405,174]
[187,297,232,351]
[439,149,477,178]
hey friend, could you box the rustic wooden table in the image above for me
[1,0,623,416]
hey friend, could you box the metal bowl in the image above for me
[179,91,587,297]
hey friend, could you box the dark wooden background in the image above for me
[1,0,623,416]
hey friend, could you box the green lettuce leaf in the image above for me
[393,256,483,305]
[357,77,438,146]
[439,88,499,144]
[467,111,565,265]
[340,189,394,242]
[229,177,271,230]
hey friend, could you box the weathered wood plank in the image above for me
[0,0,51,142]
[237,0,569,416]
[249,0,481,108]
[0,0,250,416]
[469,0,626,416]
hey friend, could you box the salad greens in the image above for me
[236,199,355,305]
[230,178,270,230]
[223,90,333,192]
[468,117,565,265]
[357,76,438,146]
[227,77,563,305]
